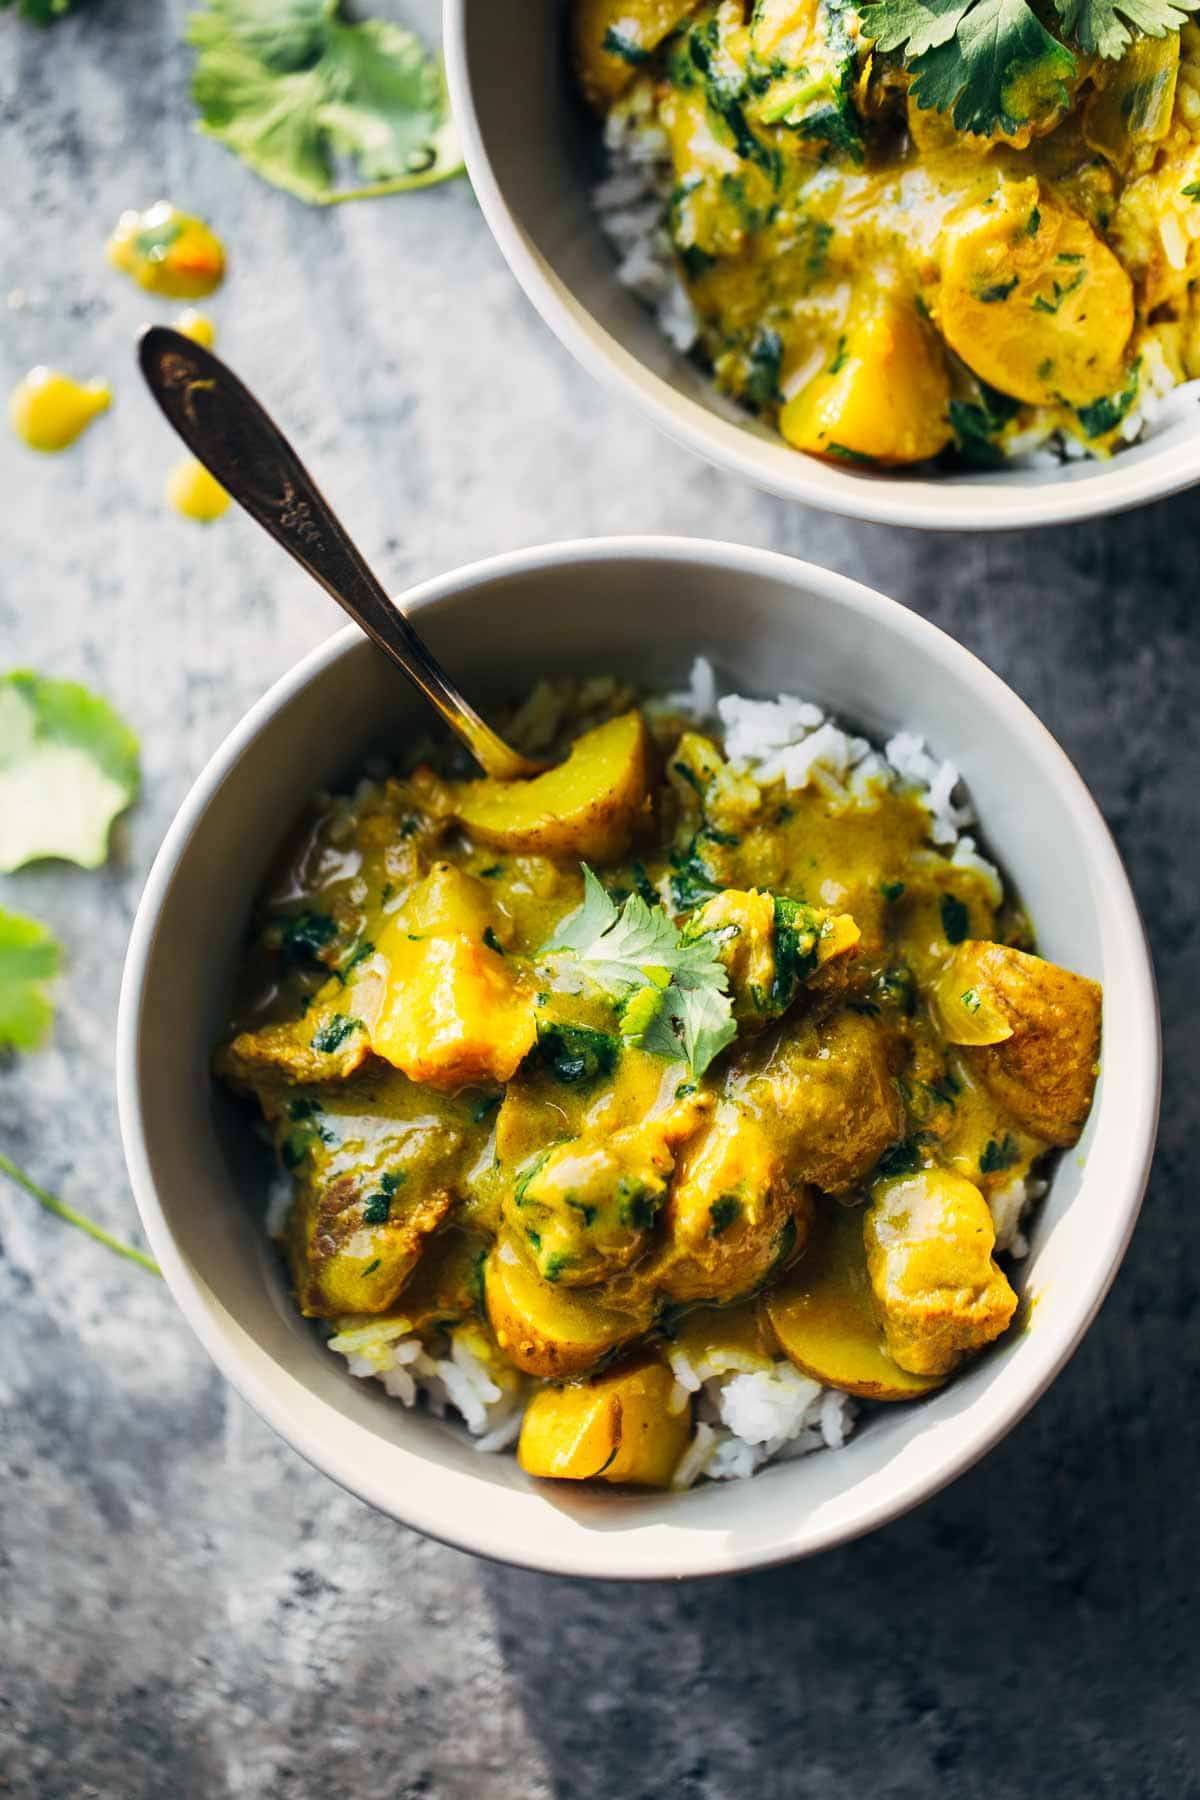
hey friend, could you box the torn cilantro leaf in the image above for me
[1053,0,1197,57]
[544,865,735,1076]
[906,0,1076,135]
[0,672,139,872]
[0,908,60,1052]
[188,0,463,206]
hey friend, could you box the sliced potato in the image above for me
[518,1355,691,1487]
[574,0,701,111]
[485,1231,653,1378]
[765,1200,943,1399]
[780,286,952,466]
[454,711,650,864]
[935,184,1133,407]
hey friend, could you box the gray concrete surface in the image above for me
[1,4,1198,1796]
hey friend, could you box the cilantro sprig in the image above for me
[860,0,1198,136]
[542,866,736,1077]
[187,0,463,206]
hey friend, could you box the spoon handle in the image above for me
[138,326,538,781]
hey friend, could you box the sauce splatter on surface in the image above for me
[174,308,216,348]
[166,456,230,522]
[9,368,111,452]
[107,202,225,299]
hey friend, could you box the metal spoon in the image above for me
[138,325,543,781]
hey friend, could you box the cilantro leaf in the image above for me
[638,978,738,1076]
[187,0,463,206]
[1053,0,1197,57]
[0,907,60,1052]
[544,865,735,1076]
[862,0,975,58]
[0,672,139,872]
[905,0,1076,134]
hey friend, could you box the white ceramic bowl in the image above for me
[444,0,1200,531]
[117,538,1159,1578]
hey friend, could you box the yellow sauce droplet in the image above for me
[174,307,215,349]
[166,457,230,523]
[8,367,112,453]
[107,201,226,299]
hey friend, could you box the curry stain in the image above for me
[9,367,112,452]
[174,307,216,349]
[166,457,230,522]
[107,202,226,299]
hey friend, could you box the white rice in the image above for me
[671,653,997,867]
[318,662,1024,1486]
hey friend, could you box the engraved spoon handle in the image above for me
[138,326,541,781]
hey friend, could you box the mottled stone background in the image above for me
[2,5,1198,1797]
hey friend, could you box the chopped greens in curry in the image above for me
[576,0,1200,468]
[215,673,1102,1490]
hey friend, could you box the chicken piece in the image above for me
[741,1009,904,1193]
[370,864,536,1091]
[935,183,1134,407]
[864,1169,1018,1377]
[686,889,861,1030]
[934,941,1101,1147]
[780,285,953,466]
[218,1004,373,1089]
[506,1087,707,1288]
[286,1172,454,1318]
[574,0,701,111]
[518,1355,691,1487]
[653,1101,813,1304]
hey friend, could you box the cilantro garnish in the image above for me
[940,894,970,944]
[542,865,736,1077]
[0,672,139,872]
[311,1013,361,1054]
[980,1132,1021,1173]
[861,0,1197,136]
[187,0,463,206]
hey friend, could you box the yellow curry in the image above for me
[217,679,1101,1488]
[574,0,1200,466]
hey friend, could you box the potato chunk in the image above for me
[934,941,1101,1146]
[864,1170,1018,1377]
[766,1202,943,1399]
[935,185,1133,406]
[484,1231,653,1378]
[654,1102,812,1303]
[518,1356,691,1487]
[453,711,650,863]
[741,1009,904,1194]
[780,286,952,466]
[574,0,701,109]
[370,865,536,1091]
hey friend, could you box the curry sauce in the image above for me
[216,679,1101,1487]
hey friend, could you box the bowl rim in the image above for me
[442,0,1200,533]
[116,535,1161,1578]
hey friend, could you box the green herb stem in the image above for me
[0,1151,162,1276]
